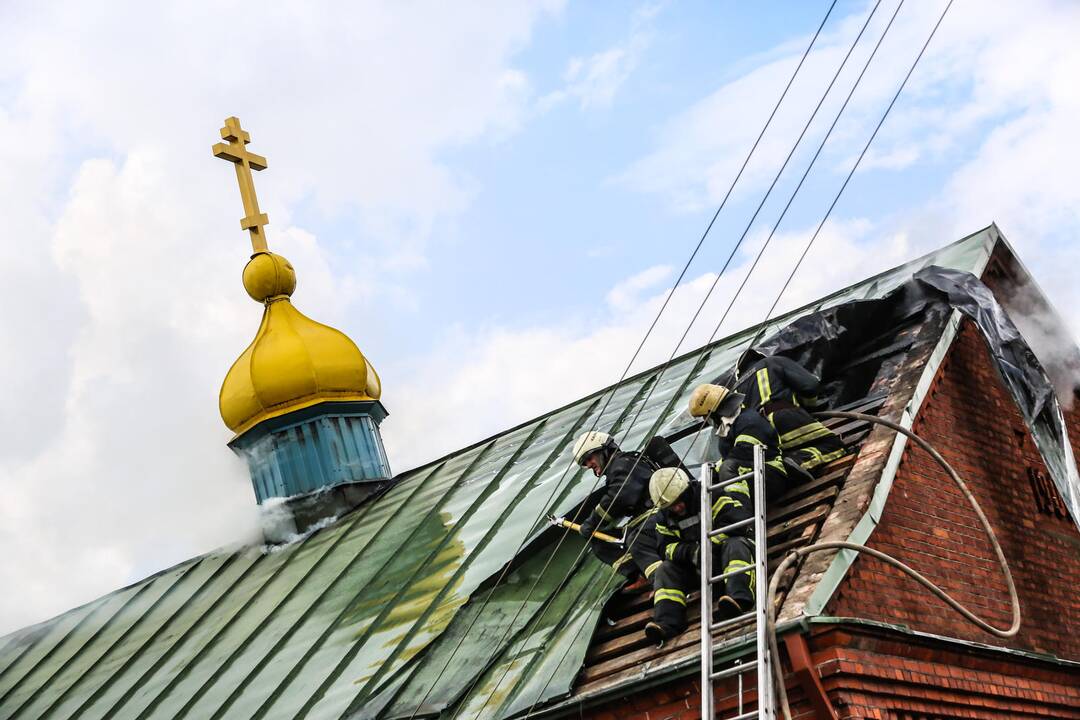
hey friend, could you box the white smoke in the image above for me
[1000,275,1080,410]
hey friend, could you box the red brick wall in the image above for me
[811,626,1080,720]
[828,320,1080,659]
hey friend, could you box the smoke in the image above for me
[1000,275,1080,410]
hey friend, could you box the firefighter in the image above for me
[572,431,663,592]
[643,467,754,642]
[687,383,792,502]
[734,353,846,472]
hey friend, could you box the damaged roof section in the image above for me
[5,225,1071,720]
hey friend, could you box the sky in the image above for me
[1,0,1079,635]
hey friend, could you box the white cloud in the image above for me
[618,0,1080,342]
[540,2,659,112]
[0,0,564,634]
[606,264,672,311]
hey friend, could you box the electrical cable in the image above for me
[519,1,967,717]
[511,4,918,717]
[743,0,955,360]
[384,4,844,718]
[767,410,1020,720]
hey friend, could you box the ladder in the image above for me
[699,444,775,720]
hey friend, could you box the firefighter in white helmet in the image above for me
[642,466,755,642]
[571,431,663,592]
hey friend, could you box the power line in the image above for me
[389,3,846,719]
[474,0,903,715]
[519,1,952,717]
[749,0,956,354]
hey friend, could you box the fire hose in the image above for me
[766,411,1021,720]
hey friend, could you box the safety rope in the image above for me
[766,410,1021,720]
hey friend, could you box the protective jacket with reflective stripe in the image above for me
[585,450,657,530]
[654,481,703,563]
[717,408,785,474]
[735,355,825,410]
[736,357,844,471]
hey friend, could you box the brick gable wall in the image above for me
[827,319,1080,660]
[573,318,1080,720]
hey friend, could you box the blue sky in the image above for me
[2,0,1079,633]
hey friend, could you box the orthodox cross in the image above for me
[213,116,270,252]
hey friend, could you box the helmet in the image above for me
[572,431,614,466]
[688,384,744,420]
[735,348,765,379]
[650,467,690,509]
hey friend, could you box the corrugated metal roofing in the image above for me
[0,228,999,720]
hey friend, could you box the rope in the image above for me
[766,410,1021,720]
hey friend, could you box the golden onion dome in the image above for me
[220,251,382,435]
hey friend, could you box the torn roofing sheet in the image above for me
[0,226,1028,720]
[743,264,1080,532]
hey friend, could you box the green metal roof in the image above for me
[0,228,999,720]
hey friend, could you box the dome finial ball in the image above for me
[243,251,296,302]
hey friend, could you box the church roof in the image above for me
[1,226,1044,720]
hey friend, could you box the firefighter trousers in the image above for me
[651,536,754,635]
[768,407,846,472]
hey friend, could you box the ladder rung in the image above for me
[725,711,759,720]
[709,518,752,538]
[710,659,757,680]
[708,471,753,492]
[709,564,753,584]
[710,610,755,633]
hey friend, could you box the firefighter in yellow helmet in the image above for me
[571,431,663,592]
[643,467,754,642]
[688,383,793,502]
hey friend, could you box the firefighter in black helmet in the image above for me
[734,353,845,472]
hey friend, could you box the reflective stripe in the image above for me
[654,589,687,606]
[767,457,787,474]
[710,533,726,545]
[644,560,662,578]
[627,507,658,527]
[612,552,632,570]
[734,433,765,447]
[656,524,679,537]
[594,505,613,522]
[799,446,846,469]
[779,422,832,447]
[756,368,772,404]
[711,495,742,518]
[725,559,755,597]
[665,542,679,560]
[725,478,751,497]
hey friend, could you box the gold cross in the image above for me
[213,116,270,252]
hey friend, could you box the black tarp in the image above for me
[723,266,1080,528]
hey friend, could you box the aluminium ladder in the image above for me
[699,444,775,720]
